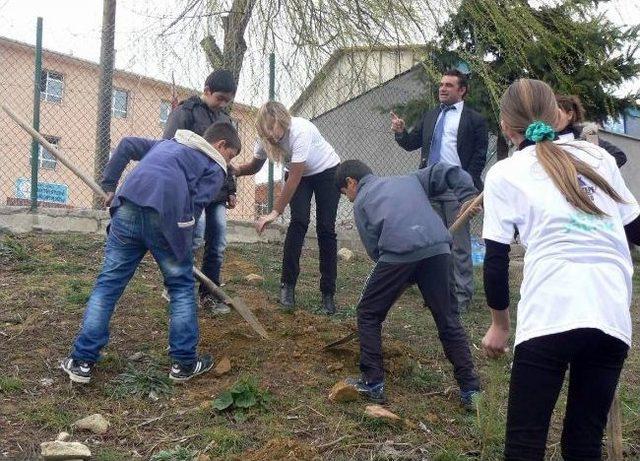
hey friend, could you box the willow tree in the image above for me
[155,0,445,90]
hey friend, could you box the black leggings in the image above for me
[505,328,628,461]
[281,165,340,294]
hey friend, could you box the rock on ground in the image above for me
[40,441,91,460]
[244,273,265,286]
[55,432,70,442]
[337,248,354,262]
[329,380,359,402]
[214,356,232,376]
[72,413,110,434]
[364,405,402,423]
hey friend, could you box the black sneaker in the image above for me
[344,376,387,404]
[60,356,94,384]
[169,354,214,382]
[460,389,482,412]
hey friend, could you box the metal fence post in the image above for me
[29,17,43,211]
[267,52,275,213]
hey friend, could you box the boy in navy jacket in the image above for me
[61,122,241,384]
[335,160,480,407]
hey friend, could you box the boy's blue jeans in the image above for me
[71,200,199,365]
[199,201,227,289]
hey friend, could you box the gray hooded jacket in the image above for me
[353,163,477,263]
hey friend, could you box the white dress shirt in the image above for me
[436,100,464,166]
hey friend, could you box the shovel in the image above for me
[322,193,484,350]
[2,103,269,340]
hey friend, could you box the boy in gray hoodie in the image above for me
[335,160,480,407]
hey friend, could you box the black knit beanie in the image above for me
[205,69,237,94]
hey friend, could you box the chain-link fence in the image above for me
[0,31,497,245]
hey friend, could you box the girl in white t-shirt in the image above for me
[232,101,341,314]
[481,79,640,461]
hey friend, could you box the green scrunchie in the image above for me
[525,120,555,143]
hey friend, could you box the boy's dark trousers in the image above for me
[357,253,479,391]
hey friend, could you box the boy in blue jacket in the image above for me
[335,160,480,407]
[61,122,241,384]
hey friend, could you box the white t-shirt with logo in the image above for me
[482,139,639,347]
[254,117,340,177]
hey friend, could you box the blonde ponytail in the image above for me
[500,79,624,216]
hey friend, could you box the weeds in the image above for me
[150,446,195,461]
[106,363,173,399]
[213,376,271,412]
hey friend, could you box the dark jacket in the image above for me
[395,103,488,190]
[163,96,236,203]
[568,125,627,168]
[102,135,226,260]
[353,163,477,263]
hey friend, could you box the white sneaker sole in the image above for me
[60,363,91,384]
[168,361,214,383]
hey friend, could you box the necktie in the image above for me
[428,105,455,166]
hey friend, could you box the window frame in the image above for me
[37,135,60,170]
[112,88,129,119]
[40,69,64,103]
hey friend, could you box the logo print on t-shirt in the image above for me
[578,176,596,202]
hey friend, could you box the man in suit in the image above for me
[391,69,488,312]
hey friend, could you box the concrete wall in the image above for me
[600,130,640,199]
[0,206,367,254]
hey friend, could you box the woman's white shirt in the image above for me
[254,117,340,176]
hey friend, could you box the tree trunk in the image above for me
[201,0,257,86]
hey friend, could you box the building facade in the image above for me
[0,36,259,221]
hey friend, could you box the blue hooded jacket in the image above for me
[101,130,227,260]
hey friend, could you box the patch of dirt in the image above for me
[239,437,320,461]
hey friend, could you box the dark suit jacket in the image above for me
[395,103,489,190]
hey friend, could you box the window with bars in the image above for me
[112,88,129,118]
[40,70,64,103]
[38,136,60,170]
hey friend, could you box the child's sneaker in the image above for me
[169,354,214,382]
[460,389,481,412]
[344,376,386,403]
[60,357,94,384]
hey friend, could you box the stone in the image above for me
[326,363,344,373]
[40,441,91,460]
[328,380,359,403]
[214,356,231,376]
[244,273,264,286]
[127,352,145,361]
[55,432,70,442]
[364,405,402,423]
[337,248,354,262]
[40,377,54,387]
[72,413,110,434]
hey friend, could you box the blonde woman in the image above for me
[481,79,639,460]
[233,102,341,314]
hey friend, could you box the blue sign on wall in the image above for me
[15,177,69,204]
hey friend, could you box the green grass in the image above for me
[150,446,196,461]
[0,376,23,393]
